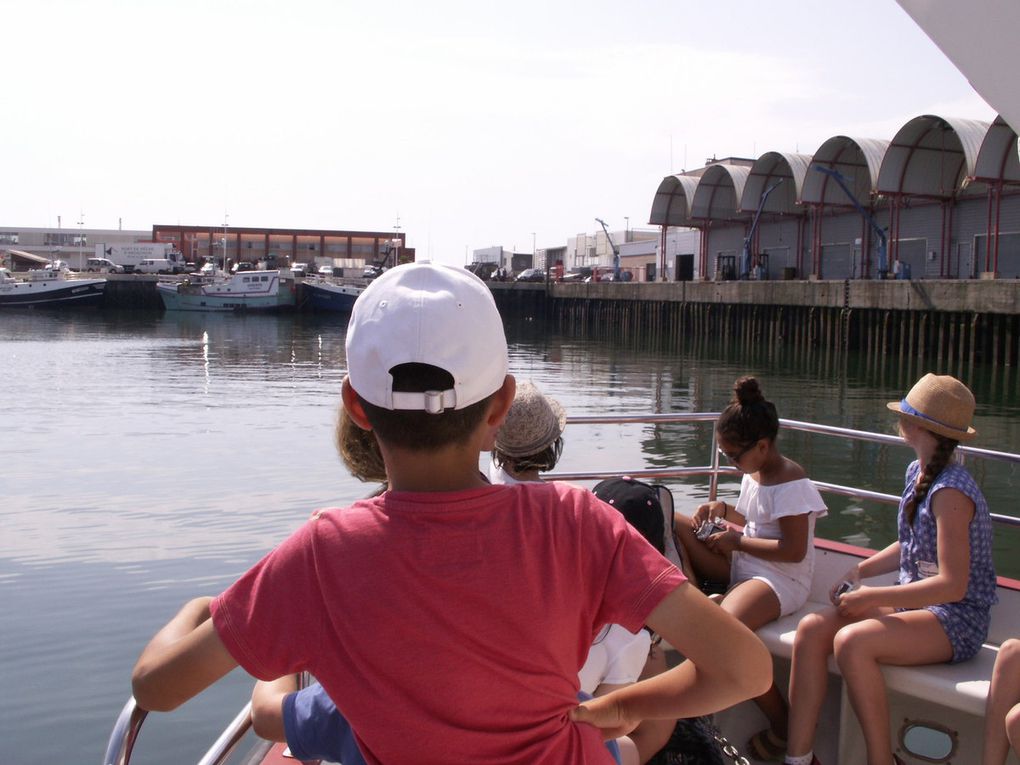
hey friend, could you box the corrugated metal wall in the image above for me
[818,213,860,279]
[706,226,744,279]
[895,202,946,277]
[758,219,802,278]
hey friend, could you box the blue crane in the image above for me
[813,165,888,278]
[741,179,785,279]
[595,218,621,280]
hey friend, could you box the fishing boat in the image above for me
[156,270,296,313]
[300,277,363,313]
[102,413,1020,765]
[0,261,106,308]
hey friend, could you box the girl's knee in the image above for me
[832,623,871,667]
[999,638,1020,667]
[1006,703,1020,748]
[793,610,834,650]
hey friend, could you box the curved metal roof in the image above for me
[973,115,1020,184]
[739,152,812,214]
[648,174,700,227]
[690,164,751,221]
[802,136,890,206]
[876,114,991,197]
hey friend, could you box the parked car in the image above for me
[291,262,309,277]
[85,257,124,274]
[231,261,256,273]
[362,264,387,280]
[135,258,176,275]
[318,265,334,277]
[585,266,618,283]
[561,267,592,282]
[515,268,546,283]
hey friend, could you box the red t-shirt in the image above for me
[211,481,684,764]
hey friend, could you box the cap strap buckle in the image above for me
[424,389,447,414]
[390,388,457,413]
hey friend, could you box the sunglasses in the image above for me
[717,442,756,464]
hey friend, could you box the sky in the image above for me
[0,0,996,265]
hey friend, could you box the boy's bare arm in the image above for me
[251,675,300,742]
[132,596,238,712]
[571,582,771,737]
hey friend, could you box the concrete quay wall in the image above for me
[527,279,1020,315]
[490,280,1020,377]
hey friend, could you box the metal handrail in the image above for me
[101,698,148,765]
[552,412,1020,528]
[197,702,255,765]
[102,696,253,765]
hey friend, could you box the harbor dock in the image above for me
[489,279,1020,381]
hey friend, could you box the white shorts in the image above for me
[730,551,811,616]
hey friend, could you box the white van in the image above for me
[85,257,124,274]
[135,258,175,275]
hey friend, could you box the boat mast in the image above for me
[222,213,229,273]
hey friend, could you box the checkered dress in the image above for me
[897,461,998,662]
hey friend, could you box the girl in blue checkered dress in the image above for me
[782,374,995,765]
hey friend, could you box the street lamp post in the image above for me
[78,212,85,270]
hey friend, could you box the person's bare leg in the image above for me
[835,610,951,765]
[722,580,787,739]
[786,607,850,757]
[984,639,1020,765]
[1006,703,1020,758]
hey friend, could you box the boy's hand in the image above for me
[569,695,640,741]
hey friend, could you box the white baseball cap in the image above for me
[345,262,508,413]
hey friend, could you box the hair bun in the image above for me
[733,376,764,407]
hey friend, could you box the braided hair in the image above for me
[716,376,779,448]
[904,433,959,524]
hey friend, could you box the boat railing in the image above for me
[102,695,255,765]
[102,413,1020,763]
[548,412,1020,529]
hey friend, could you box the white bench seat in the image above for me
[755,601,998,717]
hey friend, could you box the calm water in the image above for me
[2,308,1019,764]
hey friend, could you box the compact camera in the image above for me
[695,517,727,542]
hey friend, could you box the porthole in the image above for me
[898,718,957,762]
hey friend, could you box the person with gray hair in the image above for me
[488,380,566,484]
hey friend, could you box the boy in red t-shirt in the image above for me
[132,263,770,765]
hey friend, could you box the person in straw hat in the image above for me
[781,373,996,765]
[488,380,567,484]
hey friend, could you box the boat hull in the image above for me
[156,273,296,313]
[0,278,106,308]
[301,280,362,312]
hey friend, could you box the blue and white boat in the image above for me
[156,270,296,313]
[300,277,363,313]
[0,262,106,308]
